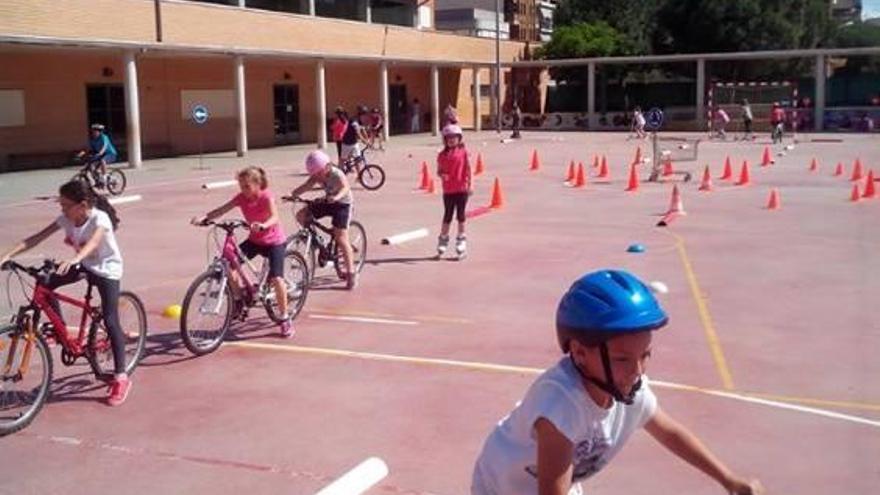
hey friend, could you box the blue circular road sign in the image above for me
[645,107,664,131]
[192,105,209,125]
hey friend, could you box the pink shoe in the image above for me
[107,376,132,407]
[280,320,295,339]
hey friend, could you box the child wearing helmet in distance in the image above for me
[290,150,358,290]
[436,124,473,259]
[472,270,764,495]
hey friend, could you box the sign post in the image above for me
[191,104,209,170]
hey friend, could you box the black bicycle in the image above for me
[282,196,367,284]
[72,155,127,196]
[340,148,385,191]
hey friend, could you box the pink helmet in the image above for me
[305,150,330,175]
[441,124,463,138]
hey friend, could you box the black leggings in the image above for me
[46,266,125,375]
[744,118,753,134]
[442,192,469,224]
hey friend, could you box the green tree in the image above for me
[831,21,880,74]
[554,0,664,56]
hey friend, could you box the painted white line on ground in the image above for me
[381,228,429,246]
[201,180,237,190]
[307,314,418,326]
[107,194,142,206]
[314,457,389,495]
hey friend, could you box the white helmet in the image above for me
[441,124,463,138]
[305,150,330,175]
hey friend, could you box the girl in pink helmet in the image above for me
[290,150,358,289]
[436,124,473,260]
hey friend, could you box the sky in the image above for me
[863,0,880,20]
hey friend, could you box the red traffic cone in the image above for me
[850,183,861,202]
[625,163,640,192]
[833,162,844,177]
[863,170,876,199]
[698,165,713,192]
[662,158,674,177]
[633,146,642,165]
[851,158,863,181]
[761,146,773,166]
[720,156,733,180]
[766,188,781,210]
[418,161,430,190]
[666,184,686,215]
[529,149,541,171]
[808,158,818,172]
[574,162,587,188]
[489,177,504,208]
[474,153,485,176]
[736,160,752,186]
[597,156,610,179]
[565,160,576,183]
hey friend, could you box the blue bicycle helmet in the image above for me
[556,269,668,404]
[556,269,668,352]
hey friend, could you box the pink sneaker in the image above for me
[280,320,295,339]
[107,376,132,407]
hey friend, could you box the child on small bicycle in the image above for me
[770,102,786,144]
[340,106,372,171]
[0,180,131,406]
[290,150,358,290]
[632,107,647,139]
[78,123,118,187]
[191,166,294,337]
[471,270,764,495]
[436,124,473,259]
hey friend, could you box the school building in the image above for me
[0,0,535,171]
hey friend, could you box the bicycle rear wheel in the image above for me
[105,169,127,196]
[180,270,234,356]
[333,221,367,279]
[86,291,148,378]
[0,318,52,437]
[358,164,386,191]
[264,251,310,323]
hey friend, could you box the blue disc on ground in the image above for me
[627,243,646,253]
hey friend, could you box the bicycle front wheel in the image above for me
[288,233,317,283]
[105,169,127,196]
[264,251,310,323]
[358,164,386,191]
[0,320,53,437]
[334,221,367,279]
[180,270,234,356]
[86,291,148,378]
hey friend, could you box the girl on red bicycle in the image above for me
[0,180,132,406]
[191,167,294,337]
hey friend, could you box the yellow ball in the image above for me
[162,304,182,319]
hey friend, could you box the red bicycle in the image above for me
[0,260,147,436]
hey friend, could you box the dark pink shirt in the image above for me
[233,190,285,246]
[437,146,471,194]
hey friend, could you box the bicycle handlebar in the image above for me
[1,259,60,280]
[195,219,251,232]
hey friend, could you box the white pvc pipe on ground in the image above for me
[314,457,389,495]
[381,228,429,246]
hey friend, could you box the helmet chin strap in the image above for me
[570,343,642,406]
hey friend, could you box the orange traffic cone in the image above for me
[418,161,430,190]
[808,158,818,172]
[489,177,504,208]
[736,160,752,186]
[850,183,861,202]
[833,162,844,177]
[666,184,686,215]
[592,154,600,168]
[851,158,863,181]
[761,146,772,166]
[662,158,674,177]
[766,188,781,210]
[574,162,587,188]
[565,160,576,183]
[529,149,541,171]
[720,156,733,180]
[597,156,610,179]
[698,165,713,192]
[426,176,436,194]
[625,163,640,192]
[633,146,642,165]
[863,170,876,199]
[474,153,485,176]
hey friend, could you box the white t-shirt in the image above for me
[634,112,646,127]
[55,209,123,280]
[472,357,658,495]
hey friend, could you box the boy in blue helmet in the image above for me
[471,269,763,495]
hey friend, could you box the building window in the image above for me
[472,84,492,98]
[316,0,366,21]
[246,0,309,14]
[372,0,415,27]
[188,0,239,6]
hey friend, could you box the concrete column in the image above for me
[587,61,596,129]
[489,69,498,131]
[815,54,826,131]
[122,51,142,169]
[696,58,706,128]
[308,0,315,15]
[315,59,327,149]
[473,65,482,132]
[380,61,390,142]
[364,0,371,23]
[238,0,245,7]
[234,55,248,157]
[431,65,440,136]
